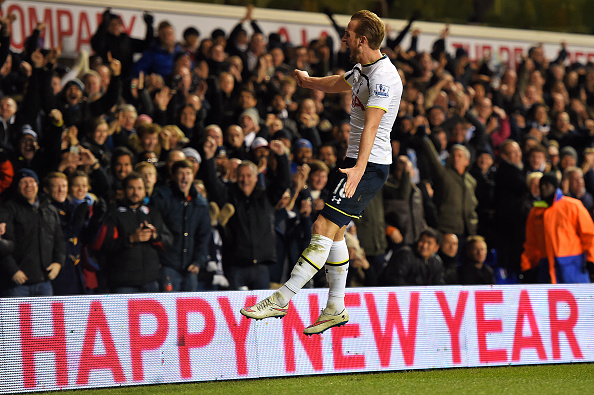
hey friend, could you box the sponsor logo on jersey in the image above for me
[374,84,390,97]
[352,94,366,111]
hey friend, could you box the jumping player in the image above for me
[241,10,403,335]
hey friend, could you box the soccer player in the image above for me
[241,10,402,335]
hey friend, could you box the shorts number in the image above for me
[333,177,347,199]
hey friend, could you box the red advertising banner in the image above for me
[1,285,593,393]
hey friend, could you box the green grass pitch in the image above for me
[41,363,594,394]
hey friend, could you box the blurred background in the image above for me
[183,0,594,34]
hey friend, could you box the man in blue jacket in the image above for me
[133,21,182,78]
[151,159,211,291]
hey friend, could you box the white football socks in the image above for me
[324,238,349,315]
[275,234,333,306]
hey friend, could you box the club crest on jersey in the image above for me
[374,84,390,97]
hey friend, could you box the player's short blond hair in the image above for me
[351,10,385,50]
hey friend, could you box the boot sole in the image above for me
[303,319,348,336]
[240,309,287,320]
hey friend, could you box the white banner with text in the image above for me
[1,285,593,393]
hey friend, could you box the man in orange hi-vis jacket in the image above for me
[521,172,594,283]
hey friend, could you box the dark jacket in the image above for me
[459,263,495,285]
[355,191,388,257]
[91,18,153,78]
[383,170,426,248]
[49,197,105,295]
[99,202,172,288]
[0,65,46,150]
[494,160,527,232]
[203,152,291,267]
[151,183,211,272]
[0,196,65,284]
[53,75,122,129]
[380,246,445,286]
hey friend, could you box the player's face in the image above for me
[343,19,363,64]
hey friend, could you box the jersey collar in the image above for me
[362,54,387,67]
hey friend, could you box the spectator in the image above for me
[202,136,290,290]
[316,143,338,171]
[291,138,313,173]
[0,169,65,296]
[439,233,459,284]
[109,147,135,202]
[239,107,266,148]
[305,160,330,220]
[459,235,495,285]
[225,124,247,160]
[98,172,172,293]
[272,164,311,286]
[181,147,201,179]
[45,171,105,295]
[180,27,200,63]
[91,8,154,78]
[159,149,186,185]
[558,145,578,172]
[418,134,478,238]
[0,50,46,150]
[525,144,549,175]
[354,189,386,286]
[469,150,496,242]
[134,161,158,202]
[111,104,138,149]
[493,139,527,276]
[151,159,211,291]
[380,228,445,286]
[54,56,122,128]
[521,172,593,283]
[134,20,182,78]
[563,166,594,217]
[129,122,162,157]
[344,231,371,287]
[383,155,427,250]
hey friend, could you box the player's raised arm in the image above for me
[294,69,351,93]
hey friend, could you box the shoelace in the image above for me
[256,298,273,311]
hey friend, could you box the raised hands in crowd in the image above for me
[0,4,593,298]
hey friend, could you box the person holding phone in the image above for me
[96,172,172,293]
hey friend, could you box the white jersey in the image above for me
[344,54,402,165]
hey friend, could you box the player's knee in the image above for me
[312,215,340,237]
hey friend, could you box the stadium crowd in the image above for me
[0,4,593,297]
